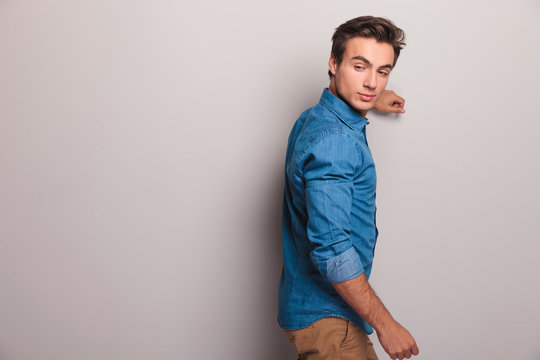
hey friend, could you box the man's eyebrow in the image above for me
[351,55,393,70]
[351,56,372,65]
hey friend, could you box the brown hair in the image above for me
[328,16,406,78]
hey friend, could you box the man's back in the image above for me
[278,88,378,334]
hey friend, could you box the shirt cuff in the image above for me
[313,247,364,283]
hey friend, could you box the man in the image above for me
[278,16,419,360]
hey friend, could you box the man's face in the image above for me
[329,37,395,116]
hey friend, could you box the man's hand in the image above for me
[332,273,419,359]
[376,320,419,360]
[374,90,405,113]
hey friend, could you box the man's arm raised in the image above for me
[332,274,419,360]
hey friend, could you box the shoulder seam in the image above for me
[295,130,364,178]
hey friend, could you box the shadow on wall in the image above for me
[254,55,325,360]
[258,163,297,360]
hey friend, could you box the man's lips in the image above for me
[358,93,376,101]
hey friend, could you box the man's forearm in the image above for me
[333,272,419,359]
[332,273,394,332]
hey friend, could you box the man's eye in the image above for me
[354,65,365,70]
[379,71,389,77]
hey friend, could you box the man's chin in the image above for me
[339,95,373,116]
[351,102,373,116]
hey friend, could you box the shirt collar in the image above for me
[319,88,369,130]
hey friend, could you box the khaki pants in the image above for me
[284,317,379,360]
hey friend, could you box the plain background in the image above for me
[1,0,540,359]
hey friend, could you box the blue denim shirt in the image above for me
[278,88,378,334]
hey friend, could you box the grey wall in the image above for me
[1,1,539,359]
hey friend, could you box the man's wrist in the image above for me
[373,315,397,334]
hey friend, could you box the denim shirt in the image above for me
[278,88,378,334]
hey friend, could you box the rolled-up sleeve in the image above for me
[304,132,364,283]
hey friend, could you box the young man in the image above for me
[278,16,419,360]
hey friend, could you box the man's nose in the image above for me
[363,69,377,90]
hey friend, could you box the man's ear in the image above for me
[328,54,337,76]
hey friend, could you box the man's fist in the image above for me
[374,90,406,113]
[376,320,419,359]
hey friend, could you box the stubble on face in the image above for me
[328,37,395,116]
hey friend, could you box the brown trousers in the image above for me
[284,317,379,360]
